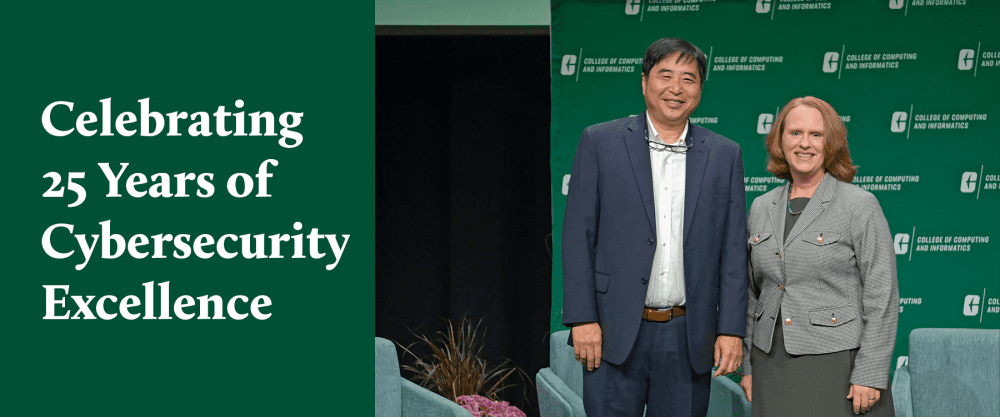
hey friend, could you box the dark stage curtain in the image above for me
[376,35,552,417]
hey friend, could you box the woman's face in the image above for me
[781,106,826,179]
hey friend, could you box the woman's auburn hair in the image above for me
[765,96,857,183]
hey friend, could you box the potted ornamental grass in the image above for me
[396,315,530,417]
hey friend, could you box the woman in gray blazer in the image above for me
[739,96,899,416]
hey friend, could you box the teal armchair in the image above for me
[536,330,750,417]
[891,328,1000,417]
[375,337,470,417]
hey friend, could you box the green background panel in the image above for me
[2,2,372,414]
[551,0,1000,377]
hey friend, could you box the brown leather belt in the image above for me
[642,306,686,322]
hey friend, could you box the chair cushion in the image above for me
[376,337,403,417]
[908,328,1000,416]
[550,330,584,398]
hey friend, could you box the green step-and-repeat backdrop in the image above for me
[550,0,999,375]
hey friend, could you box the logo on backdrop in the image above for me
[957,44,1000,77]
[891,105,988,137]
[559,50,642,80]
[893,233,910,255]
[562,174,571,195]
[625,0,640,15]
[754,0,832,17]
[959,49,976,70]
[823,46,918,78]
[757,113,774,134]
[888,0,904,10]
[896,226,990,260]
[960,166,997,198]
[561,55,577,76]
[756,0,772,13]
[822,52,839,73]
[964,294,980,316]
[961,171,979,193]
[625,0,709,15]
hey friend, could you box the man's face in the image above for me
[642,52,702,128]
[781,106,827,179]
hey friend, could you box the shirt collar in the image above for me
[645,113,689,146]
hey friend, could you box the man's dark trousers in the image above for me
[582,316,710,417]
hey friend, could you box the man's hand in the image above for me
[572,322,602,371]
[712,335,742,377]
[739,375,752,403]
[846,384,880,414]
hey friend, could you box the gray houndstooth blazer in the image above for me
[741,172,899,389]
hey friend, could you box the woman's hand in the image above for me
[740,375,752,402]
[846,383,880,414]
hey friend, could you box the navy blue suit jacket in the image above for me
[562,113,748,374]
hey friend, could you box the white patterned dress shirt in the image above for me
[644,114,688,309]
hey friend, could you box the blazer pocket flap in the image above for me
[802,231,840,246]
[749,231,773,245]
[703,185,727,197]
[754,301,765,320]
[594,271,610,293]
[808,304,856,327]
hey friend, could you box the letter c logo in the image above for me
[757,113,774,135]
[960,172,978,193]
[561,55,577,76]
[625,0,640,15]
[958,49,975,71]
[822,52,839,73]
[893,233,910,255]
[756,0,771,13]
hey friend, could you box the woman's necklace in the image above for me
[787,185,804,215]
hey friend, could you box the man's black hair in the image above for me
[642,38,707,83]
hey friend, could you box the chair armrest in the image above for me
[891,366,912,417]
[537,368,585,417]
[709,375,751,417]
[400,378,471,417]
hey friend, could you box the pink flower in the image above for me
[456,395,526,417]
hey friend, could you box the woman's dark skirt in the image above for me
[751,315,894,417]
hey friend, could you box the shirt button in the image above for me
[785,318,792,326]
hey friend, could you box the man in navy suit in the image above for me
[562,38,748,417]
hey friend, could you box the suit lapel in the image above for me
[683,125,708,242]
[624,114,656,234]
[783,173,837,249]
[770,182,788,249]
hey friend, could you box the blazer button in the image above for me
[817,236,825,243]
[830,317,837,324]
[779,284,784,290]
[784,318,792,326]
[640,277,648,285]
[647,239,654,246]
[754,236,759,243]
